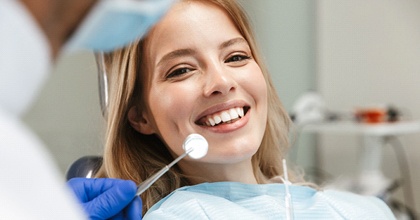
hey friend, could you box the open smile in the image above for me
[196,106,250,127]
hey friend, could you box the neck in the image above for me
[179,159,258,185]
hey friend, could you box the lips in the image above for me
[196,106,250,126]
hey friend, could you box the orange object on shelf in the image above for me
[355,108,386,124]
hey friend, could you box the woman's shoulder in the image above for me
[270,175,394,218]
[319,189,395,219]
[144,182,396,219]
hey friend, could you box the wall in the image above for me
[317,0,420,214]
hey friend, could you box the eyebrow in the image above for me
[219,37,248,50]
[157,49,196,67]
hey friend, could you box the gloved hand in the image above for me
[67,178,142,220]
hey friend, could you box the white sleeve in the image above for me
[0,109,87,219]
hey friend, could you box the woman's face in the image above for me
[135,1,267,168]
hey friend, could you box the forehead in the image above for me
[142,0,242,62]
[152,0,233,34]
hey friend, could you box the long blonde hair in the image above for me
[96,0,294,213]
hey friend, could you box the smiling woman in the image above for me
[95,0,395,218]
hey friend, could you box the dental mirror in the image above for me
[136,133,208,196]
[182,133,208,159]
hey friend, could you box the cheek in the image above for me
[148,84,195,129]
[147,84,199,156]
[242,64,268,103]
[243,65,268,130]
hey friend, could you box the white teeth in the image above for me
[237,107,244,117]
[208,117,215,126]
[214,115,222,124]
[204,107,245,126]
[229,108,239,119]
[221,111,230,122]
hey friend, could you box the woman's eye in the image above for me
[167,67,192,78]
[225,54,250,63]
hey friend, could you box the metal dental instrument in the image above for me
[95,52,109,118]
[281,159,294,220]
[136,134,208,196]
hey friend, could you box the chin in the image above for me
[206,142,259,164]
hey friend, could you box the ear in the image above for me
[128,106,155,135]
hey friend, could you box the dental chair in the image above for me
[66,53,107,181]
[65,155,103,180]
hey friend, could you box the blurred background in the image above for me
[23,0,420,218]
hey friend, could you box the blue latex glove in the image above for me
[68,178,142,220]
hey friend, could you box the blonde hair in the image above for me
[96,0,296,214]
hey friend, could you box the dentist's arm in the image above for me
[68,178,142,220]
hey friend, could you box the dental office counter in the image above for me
[302,121,420,136]
[301,120,420,197]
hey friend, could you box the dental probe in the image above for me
[282,159,294,220]
[136,134,208,196]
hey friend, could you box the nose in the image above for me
[203,63,236,97]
